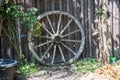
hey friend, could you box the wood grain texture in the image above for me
[0,0,120,63]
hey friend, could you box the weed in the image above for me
[18,63,39,76]
[74,58,101,73]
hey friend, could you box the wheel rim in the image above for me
[28,11,85,65]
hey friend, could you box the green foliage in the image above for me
[0,1,41,29]
[0,2,41,77]
[0,1,41,60]
[18,63,38,76]
[0,2,22,19]
[95,2,108,17]
[0,2,24,59]
[21,7,40,29]
[74,58,101,73]
[95,8,107,17]
[32,22,42,35]
[115,60,120,65]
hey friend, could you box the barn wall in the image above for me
[0,0,120,62]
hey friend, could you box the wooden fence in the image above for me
[0,0,120,62]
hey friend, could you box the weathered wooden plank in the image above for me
[52,0,55,10]
[1,0,120,62]
[119,0,120,48]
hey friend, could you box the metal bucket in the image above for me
[0,59,17,80]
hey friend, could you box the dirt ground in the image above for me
[26,64,83,80]
[80,64,120,80]
[26,64,120,80]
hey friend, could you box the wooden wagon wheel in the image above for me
[28,11,85,65]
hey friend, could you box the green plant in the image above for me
[93,0,111,64]
[0,0,41,31]
[0,0,24,59]
[18,63,38,76]
[116,60,120,65]
[74,58,101,73]
[0,0,41,61]
[23,7,42,35]
[0,1,41,77]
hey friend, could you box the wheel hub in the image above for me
[53,35,62,43]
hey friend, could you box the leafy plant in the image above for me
[0,0,41,61]
[0,1,24,59]
[93,0,111,64]
[74,58,101,73]
[0,1,41,77]
[116,60,120,65]
[18,63,38,76]
[23,7,42,35]
[21,7,41,29]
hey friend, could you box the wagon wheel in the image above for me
[28,11,85,65]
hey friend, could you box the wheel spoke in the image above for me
[61,42,76,56]
[40,36,52,39]
[58,45,66,62]
[62,39,82,43]
[41,43,53,60]
[51,45,56,64]
[30,11,85,65]
[34,40,52,48]
[62,30,80,38]
[60,19,72,35]
[57,14,62,34]
[46,15,55,34]
[42,22,53,36]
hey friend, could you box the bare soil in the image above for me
[26,64,84,80]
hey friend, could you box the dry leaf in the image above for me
[80,64,120,80]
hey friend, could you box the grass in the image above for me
[18,62,39,76]
[74,58,101,73]
[116,60,120,65]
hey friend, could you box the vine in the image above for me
[93,0,112,64]
[0,0,41,62]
